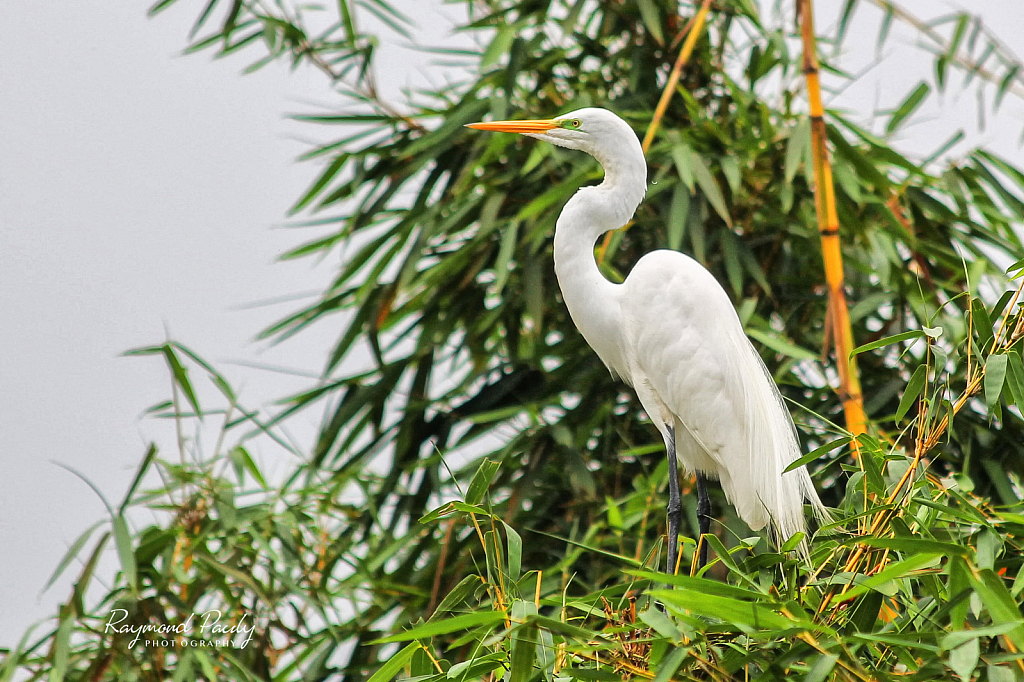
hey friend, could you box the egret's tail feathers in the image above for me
[712,448,829,563]
[739,337,830,564]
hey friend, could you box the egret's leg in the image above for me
[695,472,711,569]
[665,427,681,575]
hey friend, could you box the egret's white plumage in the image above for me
[468,107,828,565]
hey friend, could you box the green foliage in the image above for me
[7,0,1024,680]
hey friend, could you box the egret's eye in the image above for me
[571,119,582,128]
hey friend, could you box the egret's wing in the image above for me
[621,250,827,551]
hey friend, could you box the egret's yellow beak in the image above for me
[465,119,559,134]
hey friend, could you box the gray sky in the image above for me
[0,1,320,640]
[0,0,470,643]
[1,0,1022,646]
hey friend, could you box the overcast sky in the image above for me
[0,0,471,645]
[1,0,1022,646]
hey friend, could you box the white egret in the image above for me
[467,107,829,572]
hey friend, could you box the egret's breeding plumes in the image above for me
[467,108,829,573]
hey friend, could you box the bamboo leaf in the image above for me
[970,570,1024,650]
[671,141,695,191]
[113,515,137,593]
[522,615,593,640]
[372,611,506,643]
[784,117,809,185]
[638,607,680,640]
[446,653,506,680]
[118,444,158,514]
[430,575,483,618]
[355,0,412,40]
[887,82,930,134]
[850,330,926,357]
[689,151,732,226]
[1006,351,1024,412]
[508,600,539,682]
[972,297,995,349]
[366,643,420,682]
[291,153,348,213]
[649,589,805,633]
[936,54,949,90]
[52,462,113,516]
[947,14,970,58]
[836,0,857,44]
[783,436,850,474]
[189,0,222,38]
[50,614,73,682]
[997,65,1021,107]
[42,521,104,594]
[501,520,522,582]
[229,446,268,489]
[149,0,181,15]
[338,0,357,49]
[985,354,1008,409]
[721,155,741,195]
[805,654,839,682]
[465,458,500,506]
[947,638,979,682]
[481,24,514,69]
[829,553,942,603]
[877,5,895,52]
[636,0,664,45]
[667,182,689,251]
[162,344,201,415]
[988,666,1016,682]
[941,622,1020,651]
[652,647,686,682]
[896,364,927,422]
[746,328,817,361]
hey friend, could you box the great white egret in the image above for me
[467,107,829,572]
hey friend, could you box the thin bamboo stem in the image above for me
[641,0,713,154]
[596,0,713,263]
[867,0,1024,103]
[799,0,867,436]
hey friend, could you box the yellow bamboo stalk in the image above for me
[799,0,867,436]
[596,0,713,262]
[641,0,713,154]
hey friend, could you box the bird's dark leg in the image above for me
[695,472,711,570]
[665,427,682,575]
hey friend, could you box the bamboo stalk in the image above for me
[596,0,713,263]
[641,0,713,154]
[798,0,867,436]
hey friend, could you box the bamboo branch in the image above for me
[868,0,1024,103]
[822,277,1024,620]
[799,0,867,436]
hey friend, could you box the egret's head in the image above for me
[466,107,638,157]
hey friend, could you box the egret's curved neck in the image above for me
[552,137,647,375]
